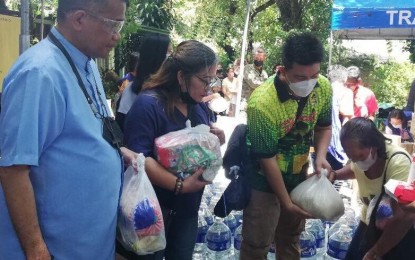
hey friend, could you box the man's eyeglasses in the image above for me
[84,10,124,34]
[195,75,218,88]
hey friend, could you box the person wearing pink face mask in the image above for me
[328,117,415,260]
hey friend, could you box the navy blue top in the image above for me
[124,88,214,217]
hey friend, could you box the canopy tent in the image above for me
[331,0,415,40]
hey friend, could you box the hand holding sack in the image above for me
[117,154,166,255]
[154,120,222,181]
[290,169,344,221]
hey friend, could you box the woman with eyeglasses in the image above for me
[120,40,225,260]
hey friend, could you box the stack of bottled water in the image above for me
[193,210,209,260]
[233,221,243,259]
[300,226,317,260]
[305,219,325,258]
[326,224,353,260]
[206,217,233,259]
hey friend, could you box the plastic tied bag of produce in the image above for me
[118,154,166,255]
[290,169,345,221]
[154,120,222,182]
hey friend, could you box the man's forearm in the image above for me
[313,126,332,159]
[0,166,49,258]
[259,157,292,208]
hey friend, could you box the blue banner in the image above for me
[331,0,415,30]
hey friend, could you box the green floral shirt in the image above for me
[247,74,332,192]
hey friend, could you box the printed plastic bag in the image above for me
[366,194,393,230]
[117,154,166,255]
[154,120,222,181]
[290,169,344,221]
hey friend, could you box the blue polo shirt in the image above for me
[0,28,122,259]
[124,89,213,217]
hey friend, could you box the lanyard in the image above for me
[48,32,103,117]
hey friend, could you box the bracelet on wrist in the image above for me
[174,176,184,195]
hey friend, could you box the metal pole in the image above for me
[40,0,44,39]
[328,30,333,72]
[234,0,252,118]
[19,0,30,54]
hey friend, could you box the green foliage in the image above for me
[369,62,415,109]
[115,0,172,74]
[404,40,415,64]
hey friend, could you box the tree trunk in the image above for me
[275,0,304,31]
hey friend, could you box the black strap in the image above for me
[48,32,100,116]
[295,96,308,123]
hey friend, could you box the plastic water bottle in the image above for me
[328,216,350,238]
[224,213,238,236]
[267,242,277,260]
[306,219,325,258]
[233,222,243,259]
[232,210,243,226]
[206,218,233,260]
[193,211,208,260]
[201,202,214,226]
[326,224,353,260]
[300,228,317,260]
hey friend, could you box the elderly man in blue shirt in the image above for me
[0,0,137,259]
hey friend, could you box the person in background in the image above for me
[0,0,137,259]
[241,47,268,101]
[222,67,238,117]
[404,79,415,112]
[241,32,333,260]
[346,65,378,121]
[120,40,225,260]
[328,117,414,260]
[327,65,354,170]
[113,51,139,111]
[385,108,414,142]
[116,33,172,130]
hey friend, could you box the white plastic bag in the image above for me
[117,154,166,255]
[154,120,222,181]
[290,169,344,221]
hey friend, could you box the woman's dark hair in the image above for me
[131,33,171,94]
[143,40,218,118]
[340,117,390,159]
[282,32,324,70]
[388,109,408,129]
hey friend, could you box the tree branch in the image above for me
[250,0,275,21]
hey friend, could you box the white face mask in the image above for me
[287,78,318,97]
[391,124,402,129]
[355,147,377,171]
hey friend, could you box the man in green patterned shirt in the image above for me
[240,32,333,260]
